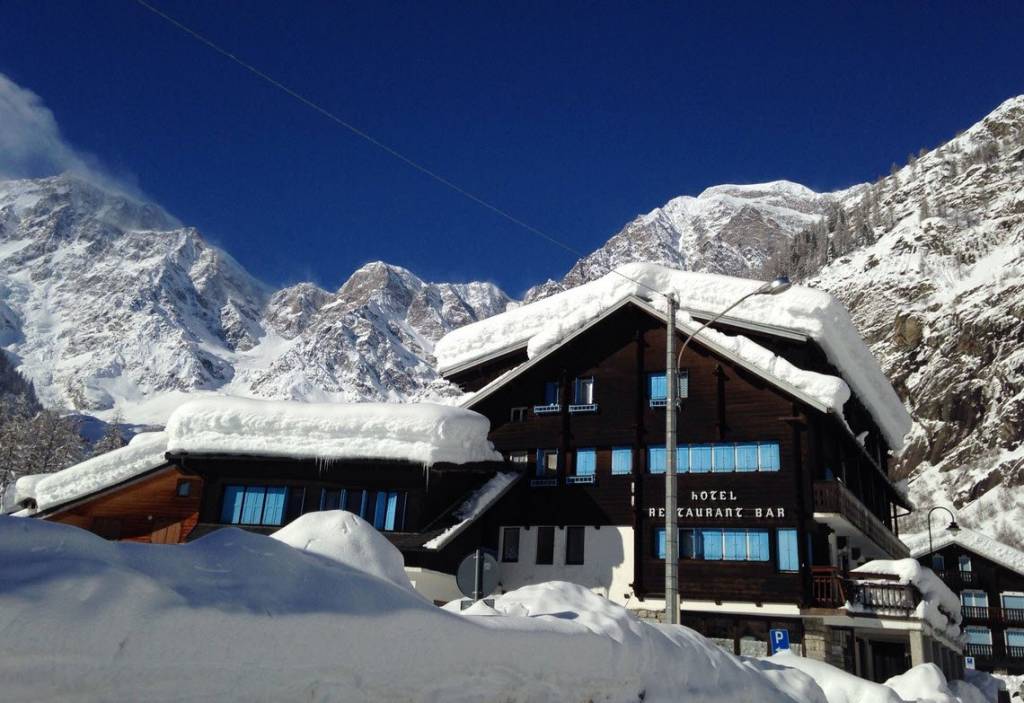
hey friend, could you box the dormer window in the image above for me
[569,377,597,413]
[534,382,561,414]
[648,371,688,407]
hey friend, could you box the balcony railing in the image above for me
[1009,645,1024,659]
[565,475,596,485]
[962,605,990,620]
[965,643,993,658]
[568,403,598,413]
[812,480,908,558]
[533,403,561,415]
[529,477,558,488]
[812,566,846,608]
[1002,607,1024,625]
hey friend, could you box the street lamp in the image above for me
[926,506,960,571]
[664,276,791,625]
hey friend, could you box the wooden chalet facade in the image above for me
[914,531,1024,675]
[440,291,962,681]
[15,403,514,604]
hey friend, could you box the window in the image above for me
[648,371,688,407]
[510,407,528,423]
[566,526,585,565]
[965,627,992,645]
[959,555,973,572]
[1002,593,1024,611]
[736,443,760,472]
[575,449,596,476]
[501,527,520,563]
[672,528,771,562]
[712,444,736,472]
[611,447,632,475]
[758,442,781,471]
[176,480,192,497]
[654,527,667,559]
[931,554,945,572]
[1007,629,1024,650]
[285,486,306,522]
[536,449,558,476]
[535,382,561,414]
[536,526,555,565]
[961,590,988,609]
[221,485,288,526]
[690,444,713,473]
[777,529,799,572]
[321,488,344,511]
[647,446,686,474]
[574,378,594,404]
[508,451,529,464]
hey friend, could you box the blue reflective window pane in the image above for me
[777,529,799,571]
[263,487,287,526]
[713,444,735,472]
[759,442,781,471]
[723,530,746,560]
[384,492,399,531]
[649,373,667,400]
[655,528,666,559]
[676,446,689,473]
[544,381,559,405]
[1003,595,1024,610]
[240,487,265,525]
[221,485,245,524]
[373,491,388,529]
[611,448,632,475]
[702,530,723,560]
[1007,630,1024,647]
[648,446,667,474]
[965,627,992,645]
[576,449,596,476]
[750,531,770,561]
[691,445,713,473]
[736,443,759,472]
[681,529,695,559]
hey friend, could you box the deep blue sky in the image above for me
[2,2,1022,296]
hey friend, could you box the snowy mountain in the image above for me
[0,175,511,421]
[525,180,831,301]
[524,96,1024,547]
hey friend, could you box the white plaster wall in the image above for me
[497,525,635,604]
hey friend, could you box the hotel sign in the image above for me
[645,490,786,520]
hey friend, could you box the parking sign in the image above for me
[769,628,790,654]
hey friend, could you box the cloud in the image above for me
[0,72,150,203]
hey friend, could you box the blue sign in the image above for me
[965,656,975,670]
[769,628,790,654]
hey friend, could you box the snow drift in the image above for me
[164,396,503,465]
[0,516,985,703]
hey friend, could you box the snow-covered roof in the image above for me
[422,471,520,550]
[165,397,503,466]
[905,527,1024,578]
[27,432,170,513]
[435,263,911,451]
[851,558,962,642]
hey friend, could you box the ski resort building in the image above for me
[911,527,1024,675]
[7,398,514,603]
[433,263,963,681]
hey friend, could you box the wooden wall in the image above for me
[46,466,201,544]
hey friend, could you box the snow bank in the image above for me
[0,517,806,703]
[271,511,416,592]
[422,471,520,550]
[435,263,911,450]
[905,526,1024,578]
[27,431,169,513]
[760,655,985,703]
[165,396,503,465]
[852,559,963,642]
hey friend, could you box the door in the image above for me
[150,520,182,544]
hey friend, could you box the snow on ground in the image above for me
[435,263,911,450]
[20,431,169,513]
[851,559,963,642]
[0,515,986,703]
[423,471,520,550]
[165,396,503,465]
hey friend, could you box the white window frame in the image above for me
[961,589,989,608]
[510,406,528,423]
[965,626,993,646]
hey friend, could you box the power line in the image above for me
[128,0,666,299]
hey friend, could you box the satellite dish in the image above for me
[456,549,499,600]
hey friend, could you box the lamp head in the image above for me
[755,276,792,296]
[947,520,960,534]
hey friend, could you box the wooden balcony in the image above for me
[812,480,908,558]
[811,566,846,608]
[810,566,921,618]
[961,605,990,621]
[965,643,993,658]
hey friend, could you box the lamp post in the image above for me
[926,506,960,569]
[664,276,791,625]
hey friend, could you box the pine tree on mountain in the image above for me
[92,413,128,456]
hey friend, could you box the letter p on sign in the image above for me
[769,629,790,654]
